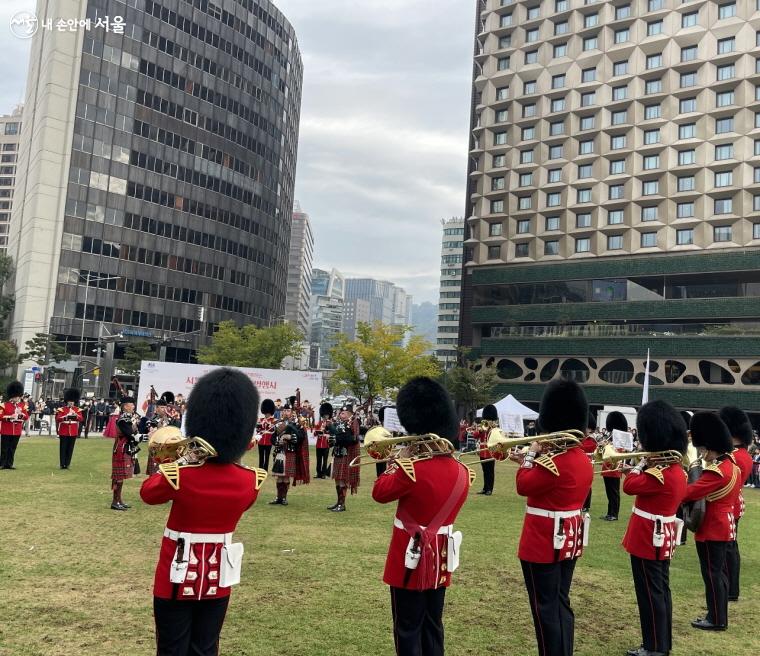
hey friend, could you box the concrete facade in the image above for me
[437,217,464,366]
[0,107,23,253]
[285,201,314,338]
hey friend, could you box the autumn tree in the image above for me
[439,355,498,417]
[119,341,155,377]
[197,320,304,369]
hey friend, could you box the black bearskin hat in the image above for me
[606,411,628,432]
[185,368,259,464]
[288,395,297,406]
[538,380,588,433]
[119,395,136,405]
[690,412,733,454]
[482,404,498,421]
[396,376,458,440]
[6,381,23,399]
[319,402,333,419]
[719,406,753,448]
[261,398,276,415]
[636,401,688,454]
[63,388,81,404]
[161,391,175,405]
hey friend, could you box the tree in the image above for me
[197,320,304,369]
[440,358,498,418]
[119,341,155,377]
[20,333,68,366]
[329,322,440,403]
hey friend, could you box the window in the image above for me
[646,79,662,94]
[681,46,697,62]
[717,37,735,54]
[715,144,734,161]
[715,117,733,134]
[682,12,697,28]
[553,43,568,58]
[755,167,760,183]
[677,202,695,218]
[611,135,627,150]
[715,171,733,187]
[718,2,736,19]
[645,104,661,120]
[515,243,530,257]
[575,237,591,253]
[647,54,663,69]
[500,13,513,27]
[608,209,624,224]
[495,109,508,123]
[680,72,697,88]
[491,199,504,213]
[497,57,510,71]
[755,139,760,156]
[648,0,663,10]
[641,232,657,247]
[3,123,18,135]
[614,28,630,44]
[755,196,760,212]
[717,64,735,81]
[583,36,598,51]
[527,5,540,20]
[550,97,566,112]
[524,80,537,94]
[642,206,658,221]
[714,225,732,241]
[581,91,596,107]
[552,74,566,89]
[679,123,696,139]
[547,192,561,206]
[612,85,628,101]
[496,87,509,100]
[677,229,694,245]
[615,5,631,20]
[555,21,569,36]
[580,115,595,131]
[578,164,592,178]
[584,13,599,28]
[581,67,596,83]
[493,154,506,167]
[517,219,531,233]
[548,144,564,159]
[608,235,624,250]
[609,184,625,200]
[544,240,559,255]
[714,198,733,214]
[613,61,628,76]
[523,104,537,118]
[576,212,592,228]
[525,50,538,64]
[489,223,503,236]
[493,176,507,190]
[756,86,760,101]
[494,132,508,145]
[499,35,511,49]
[548,168,562,183]
[579,139,595,155]
[526,28,539,42]
[522,126,536,141]
[678,149,696,165]
[644,129,661,145]
[643,155,659,170]
[610,159,625,175]
[642,180,659,196]
[678,176,695,192]
[611,110,627,125]
[546,216,560,231]
[577,188,592,203]
[519,172,533,187]
[487,245,501,259]
[647,20,663,36]
[680,97,696,114]
[555,0,569,11]
[518,196,533,210]
[716,91,734,108]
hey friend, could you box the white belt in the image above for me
[632,508,676,523]
[164,528,232,544]
[526,506,582,520]
[393,517,453,535]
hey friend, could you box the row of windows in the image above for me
[443,227,465,235]
[74,301,201,333]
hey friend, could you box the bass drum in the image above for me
[681,459,705,532]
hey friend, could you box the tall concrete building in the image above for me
[343,278,412,337]
[285,201,314,338]
[437,217,464,366]
[309,268,345,370]
[460,0,760,413]
[9,0,302,374]
[0,107,23,253]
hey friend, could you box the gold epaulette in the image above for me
[233,463,268,490]
[706,465,739,502]
[466,466,477,487]
[535,454,559,476]
[703,463,724,477]
[396,458,416,482]
[159,462,181,490]
[644,467,665,485]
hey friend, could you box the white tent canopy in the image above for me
[477,394,539,434]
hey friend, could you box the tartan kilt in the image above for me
[111,436,134,482]
[284,450,298,478]
[332,442,360,492]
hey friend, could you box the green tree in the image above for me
[0,254,18,386]
[119,341,155,377]
[329,322,440,403]
[440,359,498,418]
[20,333,68,366]
[197,320,304,369]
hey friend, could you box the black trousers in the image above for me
[480,459,495,493]
[630,555,672,653]
[59,436,76,468]
[725,517,741,600]
[316,447,329,477]
[583,489,592,511]
[96,414,107,431]
[154,596,229,656]
[695,540,729,627]
[521,559,577,656]
[0,435,20,468]
[389,586,446,656]
[603,476,620,518]
[257,444,271,471]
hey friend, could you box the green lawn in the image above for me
[0,437,757,656]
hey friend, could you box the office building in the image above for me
[437,217,464,366]
[285,201,314,338]
[309,268,344,370]
[0,107,22,253]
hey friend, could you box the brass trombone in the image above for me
[458,428,585,467]
[592,443,685,472]
[349,426,455,468]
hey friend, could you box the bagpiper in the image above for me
[55,388,84,469]
[314,402,333,479]
[327,404,360,512]
[255,399,276,471]
[269,399,308,506]
[111,395,140,510]
[0,381,29,470]
[140,367,266,656]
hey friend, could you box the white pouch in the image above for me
[447,530,463,572]
[582,513,591,547]
[169,535,190,584]
[219,542,245,587]
[404,537,421,570]
[553,516,567,550]
[673,518,685,546]
[652,520,665,548]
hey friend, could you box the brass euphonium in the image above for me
[349,426,455,468]
[148,426,218,466]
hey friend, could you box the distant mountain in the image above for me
[411,302,438,350]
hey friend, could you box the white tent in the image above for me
[477,394,538,434]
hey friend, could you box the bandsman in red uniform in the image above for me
[514,380,593,656]
[328,405,360,512]
[269,402,308,506]
[111,396,140,510]
[683,412,742,631]
[579,414,598,512]
[372,377,473,656]
[600,411,630,521]
[55,388,84,470]
[475,404,499,495]
[0,381,29,470]
[718,406,754,603]
[314,402,333,479]
[140,367,266,656]
[622,401,688,656]
[255,399,276,471]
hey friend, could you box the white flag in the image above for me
[642,349,650,405]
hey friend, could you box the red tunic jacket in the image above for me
[732,447,752,519]
[55,406,83,437]
[314,420,330,450]
[256,415,274,447]
[140,462,262,600]
[372,456,471,590]
[1,401,29,436]
[516,446,594,563]
[621,463,687,560]
[682,456,741,542]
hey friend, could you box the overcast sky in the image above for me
[0,0,474,304]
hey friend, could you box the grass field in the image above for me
[0,436,758,656]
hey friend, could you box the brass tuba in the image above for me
[349,426,455,467]
[148,426,218,466]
